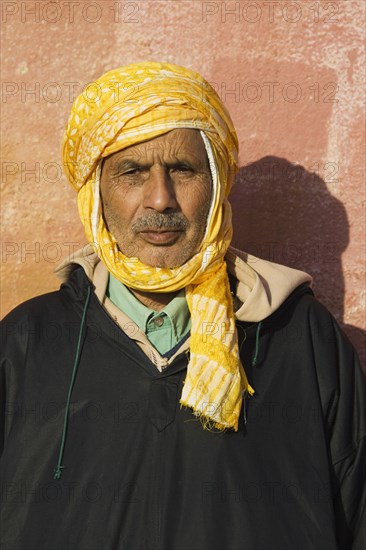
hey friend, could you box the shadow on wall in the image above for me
[229,156,365,371]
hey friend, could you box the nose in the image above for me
[142,166,178,212]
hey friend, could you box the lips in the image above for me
[138,229,183,245]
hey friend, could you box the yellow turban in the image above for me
[62,62,254,431]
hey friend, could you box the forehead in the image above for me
[105,128,208,164]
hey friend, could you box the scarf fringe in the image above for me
[180,385,255,433]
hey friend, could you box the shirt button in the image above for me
[153,316,164,327]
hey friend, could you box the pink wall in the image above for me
[1,0,365,366]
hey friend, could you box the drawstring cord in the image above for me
[54,285,91,480]
[243,321,262,425]
[251,321,262,367]
[242,322,262,425]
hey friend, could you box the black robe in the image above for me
[1,267,365,550]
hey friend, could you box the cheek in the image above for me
[102,183,127,210]
[102,200,127,240]
[179,179,212,214]
[187,188,212,222]
[102,188,139,225]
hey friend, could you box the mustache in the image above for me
[131,212,189,233]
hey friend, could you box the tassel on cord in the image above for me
[54,285,91,480]
[242,391,248,425]
[251,321,262,367]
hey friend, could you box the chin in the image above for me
[139,248,190,269]
[118,240,196,269]
[141,256,183,269]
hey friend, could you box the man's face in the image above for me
[100,129,212,268]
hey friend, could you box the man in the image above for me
[1,62,365,550]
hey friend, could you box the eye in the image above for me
[172,164,193,173]
[123,167,141,175]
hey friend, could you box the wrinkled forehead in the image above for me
[102,128,210,167]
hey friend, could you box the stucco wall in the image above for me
[1,0,365,366]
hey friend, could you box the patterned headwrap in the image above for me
[62,62,254,431]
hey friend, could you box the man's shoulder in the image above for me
[286,288,353,345]
[256,282,333,330]
[1,287,75,331]
[1,265,91,330]
[246,285,362,391]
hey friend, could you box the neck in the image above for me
[129,288,179,311]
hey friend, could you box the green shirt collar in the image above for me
[107,273,190,353]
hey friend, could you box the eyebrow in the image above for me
[112,160,144,171]
[111,159,196,172]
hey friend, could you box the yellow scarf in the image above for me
[62,62,254,431]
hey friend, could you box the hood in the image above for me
[225,247,312,322]
[55,246,312,323]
